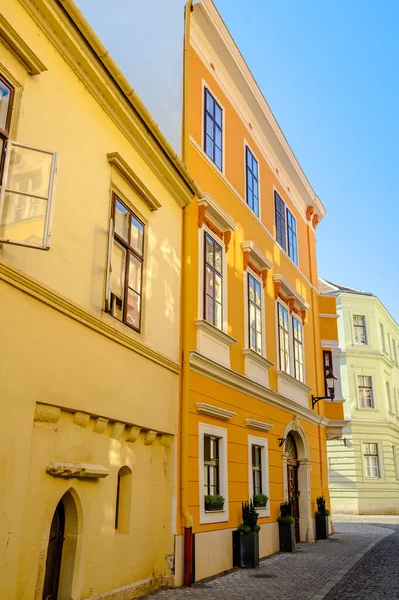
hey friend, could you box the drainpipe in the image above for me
[181,0,195,587]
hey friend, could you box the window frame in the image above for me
[203,230,223,330]
[292,315,304,383]
[199,422,229,525]
[363,442,381,479]
[204,434,220,497]
[357,375,374,409]
[380,323,386,352]
[286,208,298,265]
[247,270,263,355]
[353,315,367,345]
[0,73,14,182]
[386,381,393,414]
[247,435,270,516]
[245,144,259,217]
[203,87,223,172]
[274,189,298,266]
[107,194,145,333]
[277,301,291,374]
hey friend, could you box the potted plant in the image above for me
[253,493,269,509]
[204,494,225,512]
[315,496,330,540]
[232,501,260,568]
[277,502,295,552]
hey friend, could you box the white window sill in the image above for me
[195,319,237,369]
[255,506,271,518]
[243,349,273,388]
[356,407,379,411]
[200,509,229,525]
[276,370,311,408]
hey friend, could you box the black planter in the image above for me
[205,503,223,512]
[253,501,267,509]
[232,530,259,568]
[278,522,295,552]
[315,513,329,540]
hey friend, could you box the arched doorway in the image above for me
[42,490,79,600]
[286,433,300,542]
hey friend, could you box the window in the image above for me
[245,146,259,216]
[358,376,373,408]
[381,323,386,352]
[252,445,262,495]
[248,435,270,514]
[274,191,298,265]
[0,74,14,181]
[388,333,392,358]
[248,273,262,354]
[353,315,367,345]
[107,196,144,331]
[386,381,393,413]
[115,466,132,532]
[204,232,223,329]
[364,443,380,478]
[204,434,220,497]
[278,303,290,373]
[293,317,304,382]
[204,88,222,171]
[323,351,333,397]
[393,340,398,365]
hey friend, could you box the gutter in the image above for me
[58,0,204,201]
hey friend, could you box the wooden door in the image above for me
[42,500,65,600]
[287,463,300,542]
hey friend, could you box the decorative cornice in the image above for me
[196,402,236,421]
[189,351,326,427]
[194,319,237,347]
[107,152,161,211]
[46,462,109,479]
[0,13,47,75]
[0,260,179,374]
[241,241,272,288]
[312,214,320,229]
[326,420,350,441]
[198,193,237,231]
[245,418,273,432]
[306,206,314,221]
[242,349,274,370]
[273,273,310,318]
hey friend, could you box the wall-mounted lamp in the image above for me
[312,370,337,409]
[278,437,286,447]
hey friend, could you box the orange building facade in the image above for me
[176,0,346,585]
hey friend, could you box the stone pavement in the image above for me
[145,522,394,600]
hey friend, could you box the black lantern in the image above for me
[312,369,337,409]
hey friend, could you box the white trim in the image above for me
[198,192,237,232]
[196,402,236,421]
[243,138,261,220]
[242,349,273,370]
[241,240,272,271]
[201,79,226,174]
[199,422,229,524]
[361,440,384,482]
[276,369,311,395]
[321,339,340,349]
[246,419,273,432]
[319,313,339,319]
[194,320,237,347]
[244,266,266,356]
[273,273,310,311]
[248,435,270,517]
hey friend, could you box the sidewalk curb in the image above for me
[309,531,393,600]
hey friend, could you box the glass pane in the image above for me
[250,303,255,329]
[6,145,53,198]
[206,266,214,298]
[126,289,140,329]
[215,127,222,149]
[206,91,214,115]
[214,245,222,273]
[214,274,222,303]
[255,282,261,306]
[256,332,262,354]
[247,189,253,208]
[206,115,213,138]
[205,295,213,323]
[253,158,258,177]
[248,276,255,301]
[214,104,222,127]
[204,436,211,461]
[251,328,256,351]
[205,235,214,266]
[215,301,222,330]
[215,147,222,170]
[130,215,144,255]
[115,200,129,242]
[0,80,11,131]
[205,134,214,158]
[128,254,142,293]
[256,308,262,333]
[0,192,46,246]
[111,241,126,299]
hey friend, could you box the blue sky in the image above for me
[76,0,398,322]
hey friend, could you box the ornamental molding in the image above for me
[198,193,237,251]
[241,241,272,288]
[273,273,310,321]
[196,402,236,421]
[194,319,237,347]
[326,420,350,441]
[46,462,109,479]
[34,402,174,446]
[0,13,47,75]
[245,418,273,432]
[190,350,328,427]
[319,313,339,319]
[242,349,274,370]
[0,260,179,374]
[107,152,161,211]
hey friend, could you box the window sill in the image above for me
[356,407,378,411]
[277,370,311,394]
[243,349,273,388]
[200,509,229,525]
[276,370,311,409]
[195,320,237,346]
[195,319,237,369]
[255,506,271,518]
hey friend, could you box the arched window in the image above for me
[115,466,132,533]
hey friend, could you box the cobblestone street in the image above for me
[146,522,396,600]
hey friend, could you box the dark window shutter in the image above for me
[274,191,286,250]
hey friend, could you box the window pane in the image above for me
[205,266,214,298]
[214,104,222,127]
[128,254,142,294]
[0,192,46,246]
[256,308,262,333]
[126,289,140,329]
[249,276,255,301]
[205,295,214,324]
[6,145,53,198]
[215,127,222,149]
[249,303,255,329]
[214,274,222,303]
[215,301,222,330]
[206,115,213,137]
[0,80,12,131]
[206,91,214,115]
[205,235,214,266]
[205,134,214,159]
[115,200,129,242]
[130,215,144,255]
[214,245,222,273]
[204,435,211,461]
[110,241,126,320]
[215,147,222,170]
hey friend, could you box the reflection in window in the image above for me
[248,273,262,354]
[204,88,223,171]
[204,232,223,330]
[278,303,290,374]
[364,443,380,478]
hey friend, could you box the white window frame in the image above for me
[0,140,57,249]
[357,375,374,409]
[352,314,368,345]
[198,223,228,333]
[386,381,393,414]
[201,80,226,174]
[381,323,386,352]
[244,139,261,219]
[277,299,291,375]
[199,422,229,524]
[292,314,305,383]
[273,185,299,267]
[244,266,265,356]
[362,442,382,480]
[248,435,270,517]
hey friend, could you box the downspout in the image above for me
[181,0,194,587]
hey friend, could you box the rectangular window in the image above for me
[388,333,392,358]
[248,273,262,354]
[274,191,286,250]
[0,74,14,182]
[353,315,367,345]
[386,381,393,413]
[381,323,386,352]
[204,232,223,330]
[245,146,259,216]
[293,317,304,382]
[364,443,380,478]
[204,88,223,171]
[278,303,290,374]
[204,434,220,497]
[393,341,397,365]
[323,350,333,397]
[287,209,298,265]
[252,445,262,495]
[358,376,374,408]
[107,196,144,331]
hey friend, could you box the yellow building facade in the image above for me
[0,0,198,598]
[176,0,346,584]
